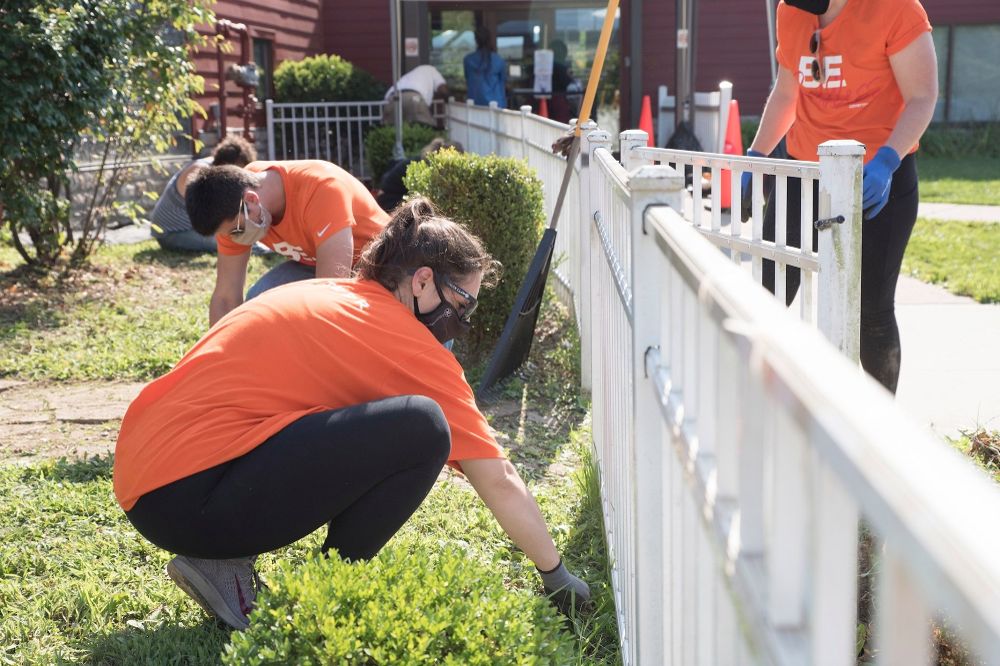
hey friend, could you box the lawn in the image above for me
[917,156,1000,206]
[0,242,620,664]
[0,242,280,381]
[902,218,1000,303]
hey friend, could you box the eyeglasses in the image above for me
[809,30,825,83]
[440,276,478,321]
[230,200,249,237]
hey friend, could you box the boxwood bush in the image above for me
[274,54,386,103]
[366,123,445,186]
[404,149,545,350]
[223,546,575,665]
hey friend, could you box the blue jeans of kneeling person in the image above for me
[246,260,317,300]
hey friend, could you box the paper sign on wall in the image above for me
[405,37,419,58]
[534,49,554,93]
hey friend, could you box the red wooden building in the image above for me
[199,0,1000,142]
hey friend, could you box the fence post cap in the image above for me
[466,98,475,106]
[817,140,866,157]
[718,80,733,91]
[628,165,684,192]
[520,104,532,114]
[489,101,499,109]
[621,129,648,142]
[587,129,612,144]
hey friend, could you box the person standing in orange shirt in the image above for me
[743,0,937,393]
[114,199,590,630]
[185,160,389,326]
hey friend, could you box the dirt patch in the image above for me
[0,381,144,464]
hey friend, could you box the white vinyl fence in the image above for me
[451,103,1000,665]
[264,98,447,182]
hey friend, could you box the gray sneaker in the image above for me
[166,555,261,630]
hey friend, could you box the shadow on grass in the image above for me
[132,246,216,270]
[560,443,622,665]
[75,618,231,666]
[17,453,116,485]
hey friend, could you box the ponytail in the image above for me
[357,197,500,292]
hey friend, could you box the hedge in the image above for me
[274,54,386,103]
[404,149,545,350]
[223,546,575,665]
[365,123,445,187]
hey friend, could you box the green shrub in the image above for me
[918,122,1000,158]
[224,546,575,665]
[404,150,545,350]
[274,54,386,103]
[365,123,445,186]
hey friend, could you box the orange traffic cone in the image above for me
[720,98,743,210]
[638,95,654,146]
[538,97,549,119]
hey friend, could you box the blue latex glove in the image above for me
[740,149,767,222]
[862,146,901,220]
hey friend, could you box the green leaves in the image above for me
[0,0,212,269]
[404,150,546,350]
[273,54,386,104]
[224,546,576,665]
[365,123,445,185]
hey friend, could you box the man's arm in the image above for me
[460,457,561,570]
[314,226,355,279]
[209,251,251,326]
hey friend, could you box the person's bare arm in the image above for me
[175,162,206,197]
[749,66,800,156]
[314,227,354,279]
[209,251,250,326]
[884,32,938,157]
[460,457,560,570]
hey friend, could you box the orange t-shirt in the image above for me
[776,0,931,162]
[216,160,389,267]
[113,279,503,511]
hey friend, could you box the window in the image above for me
[949,24,1000,122]
[253,38,274,102]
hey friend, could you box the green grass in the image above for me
[902,218,1000,303]
[0,434,618,664]
[948,430,1000,486]
[0,254,621,663]
[917,156,1000,206]
[0,242,281,381]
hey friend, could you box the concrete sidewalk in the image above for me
[918,202,1000,223]
[895,275,1000,439]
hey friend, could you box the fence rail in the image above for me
[450,102,1000,665]
[264,99,447,183]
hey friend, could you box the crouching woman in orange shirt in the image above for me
[113,198,589,630]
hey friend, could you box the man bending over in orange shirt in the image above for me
[186,160,389,326]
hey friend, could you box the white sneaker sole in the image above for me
[166,557,250,630]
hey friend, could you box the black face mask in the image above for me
[784,0,830,14]
[413,284,471,344]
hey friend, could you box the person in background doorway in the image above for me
[464,26,507,108]
[742,0,937,394]
[150,136,257,253]
[382,64,449,129]
[185,160,389,326]
[114,198,591,631]
[375,138,464,212]
[548,40,579,124]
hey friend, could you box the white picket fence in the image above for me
[450,102,1000,665]
[264,98,447,182]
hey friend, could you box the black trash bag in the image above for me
[665,121,703,187]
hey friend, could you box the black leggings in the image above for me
[126,395,451,561]
[762,153,918,394]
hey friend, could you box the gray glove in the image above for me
[538,560,591,615]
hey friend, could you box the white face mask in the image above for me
[230,199,271,246]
